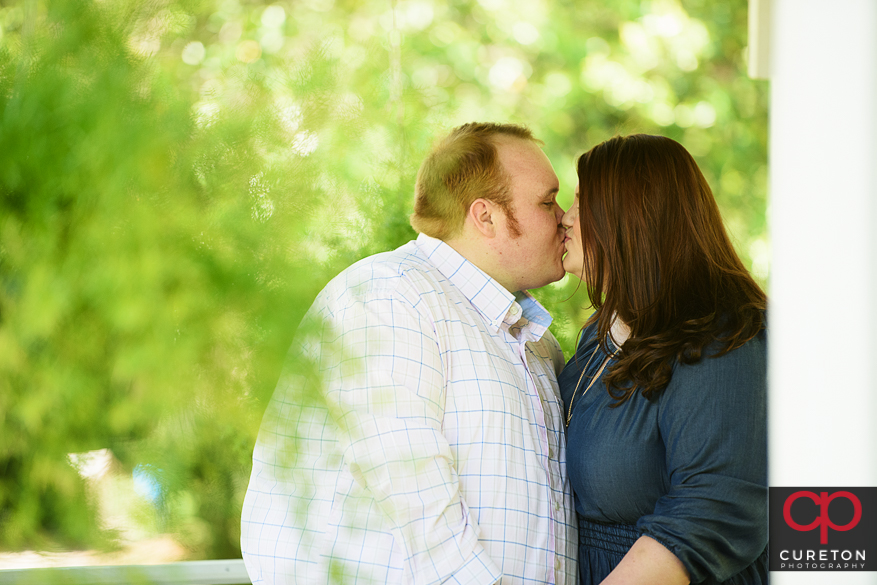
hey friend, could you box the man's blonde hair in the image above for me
[410,122,540,240]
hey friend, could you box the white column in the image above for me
[769,0,877,583]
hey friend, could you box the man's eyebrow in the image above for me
[543,187,559,199]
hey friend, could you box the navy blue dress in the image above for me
[559,322,768,584]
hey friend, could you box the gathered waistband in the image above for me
[578,517,639,555]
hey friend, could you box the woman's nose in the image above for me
[561,206,575,228]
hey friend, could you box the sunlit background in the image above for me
[0,0,766,568]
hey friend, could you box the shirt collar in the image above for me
[415,233,553,338]
[512,291,553,341]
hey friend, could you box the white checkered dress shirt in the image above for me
[241,233,577,584]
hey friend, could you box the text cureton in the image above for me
[780,550,866,561]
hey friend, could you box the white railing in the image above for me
[0,559,250,585]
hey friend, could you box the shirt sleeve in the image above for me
[636,332,768,583]
[312,283,502,585]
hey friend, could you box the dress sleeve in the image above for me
[313,284,502,585]
[636,333,768,583]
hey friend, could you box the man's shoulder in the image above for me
[318,240,447,306]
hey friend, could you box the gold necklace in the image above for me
[565,344,619,427]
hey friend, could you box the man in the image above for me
[241,123,577,584]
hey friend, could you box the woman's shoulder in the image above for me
[700,324,767,367]
[664,327,767,405]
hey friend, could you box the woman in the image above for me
[559,134,767,585]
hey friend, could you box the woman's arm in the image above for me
[632,332,769,582]
[601,536,689,585]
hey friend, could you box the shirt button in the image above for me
[555,559,561,570]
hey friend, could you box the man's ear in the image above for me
[468,198,498,238]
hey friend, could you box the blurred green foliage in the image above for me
[0,0,766,560]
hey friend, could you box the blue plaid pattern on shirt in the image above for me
[241,233,578,584]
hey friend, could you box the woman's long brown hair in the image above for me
[576,134,766,406]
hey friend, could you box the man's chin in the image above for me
[539,267,567,289]
[523,276,558,291]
